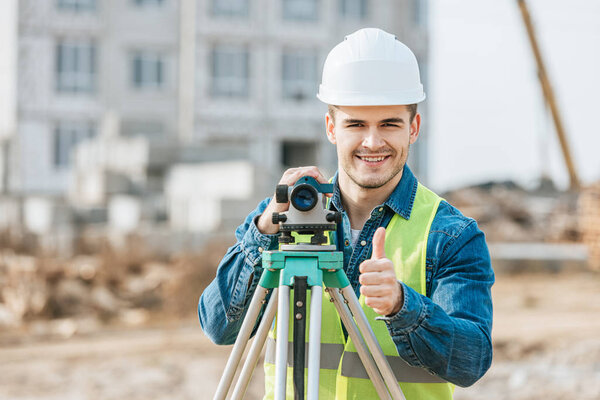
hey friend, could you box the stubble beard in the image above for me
[343,146,409,189]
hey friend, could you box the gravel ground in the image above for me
[1,272,599,400]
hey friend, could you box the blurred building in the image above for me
[0,0,429,235]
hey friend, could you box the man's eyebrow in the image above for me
[380,118,405,124]
[342,118,367,125]
[342,117,406,125]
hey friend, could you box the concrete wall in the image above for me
[165,160,254,232]
[9,0,429,222]
[70,135,150,206]
[0,0,17,140]
[0,0,18,193]
[12,0,179,195]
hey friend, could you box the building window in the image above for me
[283,0,318,21]
[131,51,165,89]
[57,0,96,12]
[132,0,164,6]
[56,39,97,93]
[212,0,249,17]
[339,0,367,20]
[211,45,249,98]
[53,121,96,168]
[282,141,317,168]
[282,50,318,101]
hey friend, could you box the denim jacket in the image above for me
[199,166,494,387]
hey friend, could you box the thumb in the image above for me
[371,227,386,260]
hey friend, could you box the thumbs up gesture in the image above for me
[358,227,404,316]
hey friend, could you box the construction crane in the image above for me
[516,0,581,190]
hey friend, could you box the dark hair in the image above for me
[328,104,418,124]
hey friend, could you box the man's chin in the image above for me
[351,176,391,190]
[356,181,388,189]
[346,168,404,190]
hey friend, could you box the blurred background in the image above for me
[0,0,598,399]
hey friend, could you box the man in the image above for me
[199,28,494,399]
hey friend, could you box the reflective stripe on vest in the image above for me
[340,352,446,384]
[264,337,344,370]
[263,183,454,399]
[264,338,445,384]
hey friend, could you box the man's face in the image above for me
[326,105,420,190]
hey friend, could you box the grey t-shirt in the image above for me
[350,228,361,248]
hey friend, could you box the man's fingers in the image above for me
[281,166,327,185]
[359,258,390,274]
[359,270,396,286]
[302,166,327,184]
[371,227,386,260]
[364,296,388,312]
[279,166,332,197]
[360,284,390,297]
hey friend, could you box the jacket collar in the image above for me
[330,165,418,220]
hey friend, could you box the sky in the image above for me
[427,0,600,191]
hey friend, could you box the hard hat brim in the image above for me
[316,88,426,106]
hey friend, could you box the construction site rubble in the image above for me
[578,182,600,269]
[443,180,581,243]
[0,182,598,400]
[0,179,598,333]
[0,235,230,333]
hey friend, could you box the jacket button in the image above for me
[360,240,367,246]
[344,239,350,247]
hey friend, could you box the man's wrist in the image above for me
[377,283,426,333]
[257,211,278,234]
[244,215,280,254]
[257,197,289,235]
[386,281,404,316]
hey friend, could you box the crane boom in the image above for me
[517,0,580,190]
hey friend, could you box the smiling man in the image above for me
[199,28,494,399]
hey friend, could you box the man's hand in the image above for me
[359,227,404,316]
[256,166,329,234]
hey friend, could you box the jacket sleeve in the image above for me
[198,197,280,345]
[381,219,494,387]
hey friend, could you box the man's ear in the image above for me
[409,113,421,145]
[326,112,336,144]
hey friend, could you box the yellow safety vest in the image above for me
[263,183,454,399]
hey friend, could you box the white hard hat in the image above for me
[317,28,425,106]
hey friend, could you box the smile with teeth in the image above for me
[357,155,389,163]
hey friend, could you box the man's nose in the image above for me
[361,127,385,149]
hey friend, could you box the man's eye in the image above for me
[382,123,399,128]
[347,123,362,128]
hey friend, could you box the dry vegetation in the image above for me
[0,232,231,337]
[0,181,599,399]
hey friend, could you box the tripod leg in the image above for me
[327,288,392,400]
[230,288,279,400]
[275,285,291,400]
[293,278,307,400]
[214,286,270,400]
[340,286,406,400]
[307,285,322,400]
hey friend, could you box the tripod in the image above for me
[213,243,406,400]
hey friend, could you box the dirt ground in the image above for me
[1,271,599,400]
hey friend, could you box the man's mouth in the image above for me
[356,155,390,163]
